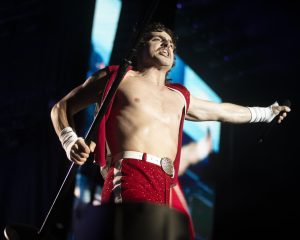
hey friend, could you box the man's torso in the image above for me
[106,70,185,161]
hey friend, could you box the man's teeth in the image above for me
[160,50,169,56]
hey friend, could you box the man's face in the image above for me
[141,31,175,69]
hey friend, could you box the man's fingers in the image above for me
[89,141,96,153]
[273,105,291,116]
[70,149,87,165]
[77,138,91,154]
[277,111,288,124]
[283,106,291,112]
[278,105,291,112]
[78,151,89,159]
[67,138,96,165]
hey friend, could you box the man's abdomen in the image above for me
[107,114,180,161]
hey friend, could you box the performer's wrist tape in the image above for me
[59,127,78,160]
[247,102,278,123]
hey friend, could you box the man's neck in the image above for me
[135,66,168,86]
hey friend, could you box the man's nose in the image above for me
[162,40,170,47]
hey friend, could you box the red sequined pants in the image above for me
[101,158,171,205]
[101,157,195,239]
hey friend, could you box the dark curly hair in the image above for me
[131,22,178,81]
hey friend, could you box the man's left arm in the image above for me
[186,95,291,124]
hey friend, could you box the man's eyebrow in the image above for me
[152,35,173,44]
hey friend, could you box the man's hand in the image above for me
[248,101,291,123]
[271,104,291,124]
[69,138,96,165]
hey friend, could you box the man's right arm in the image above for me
[50,68,109,165]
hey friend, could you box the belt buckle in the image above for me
[160,157,174,177]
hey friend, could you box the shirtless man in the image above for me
[50,23,290,239]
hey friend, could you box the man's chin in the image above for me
[158,59,173,67]
[159,63,172,71]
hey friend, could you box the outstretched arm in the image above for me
[50,69,109,165]
[186,95,291,124]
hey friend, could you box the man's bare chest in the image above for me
[116,79,184,121]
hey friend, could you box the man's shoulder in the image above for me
[107,65,133,73]
[91,65,130,78]
[166,83,190,108]
[166,83,190,94]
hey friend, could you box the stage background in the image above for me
[0,0,299,239]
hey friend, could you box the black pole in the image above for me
[37,0,161,237]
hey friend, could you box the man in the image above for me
[50,23,290,239]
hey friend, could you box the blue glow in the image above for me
[168,56,185,84]
[176,3,183,9]
[84,0,122,133]
[91,0,122,65]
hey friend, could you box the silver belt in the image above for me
[111,151,175,177]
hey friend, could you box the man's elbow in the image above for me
[50,101,67,120]
[50,102,59,121]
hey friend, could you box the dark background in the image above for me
[0,0,299,239]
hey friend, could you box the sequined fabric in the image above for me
[101,158,171,205]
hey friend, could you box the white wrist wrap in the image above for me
[247,102,278,123]
[59,127,78,160]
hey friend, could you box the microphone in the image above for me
[258,99,291,143]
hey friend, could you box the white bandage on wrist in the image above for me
[247,102,278,123]
[59,127,78,160]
